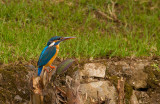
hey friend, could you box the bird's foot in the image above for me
[49,65,55,70]
[44,67,49,73]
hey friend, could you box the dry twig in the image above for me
[94,0,120,22]
[117,77,125,104]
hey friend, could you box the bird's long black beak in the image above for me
[61,37,76,41]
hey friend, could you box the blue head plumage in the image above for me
[47,36,61,46]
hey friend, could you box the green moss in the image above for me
[108,74,133,104]
[144,66,160,92]
[124,83,133,104]
[109,75,119,87]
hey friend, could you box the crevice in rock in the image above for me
[82,76,105,80]
[134,87,149,92]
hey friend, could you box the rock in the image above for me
[25,64,37,80]
[14,95,22,102]
[5,100,10,104]
[80,63,106,78]
[79,81,117,104]
[129,63,148,89]
[135,91,150,104]
[107,61,131,76]
[107,60,148,89]
[25,64,36,71]
[23,101,29,104]
[130,90,139,104]
[150,92,160,104]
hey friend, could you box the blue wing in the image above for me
[37,46,57,67]
[39,46,48,59]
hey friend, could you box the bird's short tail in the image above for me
[38,66,43,76]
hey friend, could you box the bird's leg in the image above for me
[49,65,55,70]
[44,67,49,73]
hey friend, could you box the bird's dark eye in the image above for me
[58,38,61,40]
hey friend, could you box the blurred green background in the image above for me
[0,0,160,63]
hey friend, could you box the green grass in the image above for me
[0,0,160,63]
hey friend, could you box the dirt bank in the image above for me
[0,57,160,104]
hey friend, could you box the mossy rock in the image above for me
[144,66,160,91]
[108,75,119,87]
[124,83,133,104]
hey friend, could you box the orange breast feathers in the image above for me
[45,45,59,66]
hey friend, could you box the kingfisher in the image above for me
[37,36,75,76]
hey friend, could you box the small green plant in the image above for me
[152,63,160,72]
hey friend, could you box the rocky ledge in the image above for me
[0,57,160,104]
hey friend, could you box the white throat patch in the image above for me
[49,42,55,47]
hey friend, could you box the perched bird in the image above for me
[37,36,75,76]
